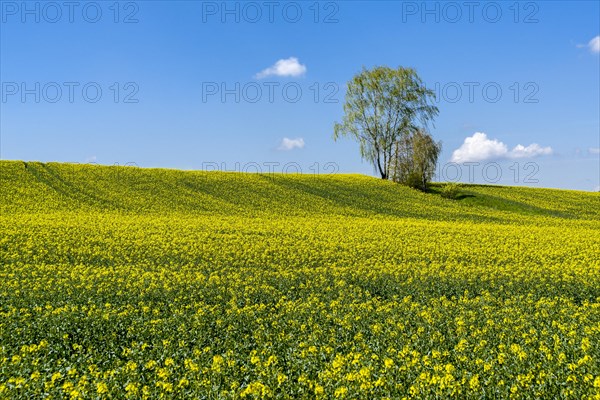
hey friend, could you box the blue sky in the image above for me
[1,1,599,190]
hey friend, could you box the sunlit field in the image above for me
[1,161,599,399]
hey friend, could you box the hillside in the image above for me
[1,160,598,223]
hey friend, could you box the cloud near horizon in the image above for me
[451,132,553,163]
[278,137,305,151]
[255,57,307,79]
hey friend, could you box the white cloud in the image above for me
[577,36,600,53]
[451,132,553,163]
[588,35,600,53]
[278,137,305,151]
[450,133,508,163]
[255,57,307,79]
[510,143,553,158]
[85,155,97,163]
[589,147,600,155]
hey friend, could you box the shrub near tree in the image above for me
[390,129,442,191]
[441,182,462,199]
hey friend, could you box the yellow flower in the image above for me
[145,360,157,370]
[178,378,189,387]
[277,373,287,385]
[96,382,108,394]
[212,355,225,372]
[469,375,480,390]
[240,381,268,398]
[125,383,139,394]
[334,387,348,398]
[157,368,169,380]
[314,384,324,395]
[581,337,590,352]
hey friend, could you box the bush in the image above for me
[441,183,462,199]
[405,172,425,191]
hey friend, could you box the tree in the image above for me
[334,66,438,179]
[389,129,441,191]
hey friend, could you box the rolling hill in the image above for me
[1,160,598,222]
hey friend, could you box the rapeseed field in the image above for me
[1,161,599,399]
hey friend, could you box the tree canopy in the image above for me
[334,66,439,180]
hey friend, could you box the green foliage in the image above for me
[403,171,424,190]
[390,129,441,190]
[333,66,438,179]
[1,161,600,398]
[441,183,462,199]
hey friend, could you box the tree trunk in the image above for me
[376,155,387,180]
